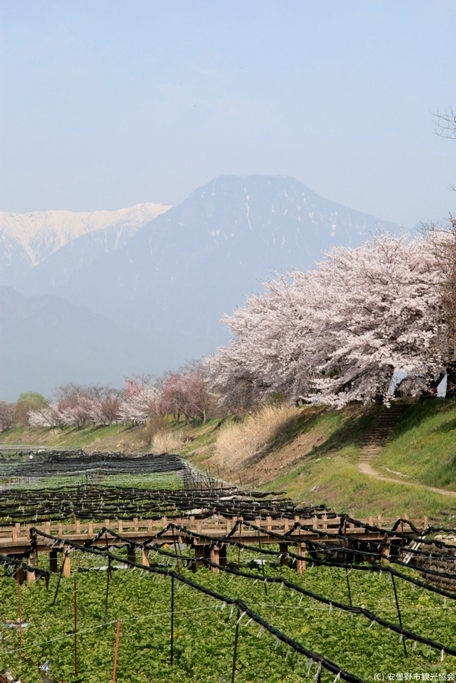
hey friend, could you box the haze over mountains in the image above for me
[1,175,401,400]
[0,202,170,285]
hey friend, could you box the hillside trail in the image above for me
[358,401,456,499]
[358,461,456,498]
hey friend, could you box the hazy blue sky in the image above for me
[1,0,456,227]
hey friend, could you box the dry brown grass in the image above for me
[212,404,296,472]
[151,429,185,454]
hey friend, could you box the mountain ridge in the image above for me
[1,175,402,399]
[0,202,171,284]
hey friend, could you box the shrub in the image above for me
[151,429,185,454]
[213,404,296,469]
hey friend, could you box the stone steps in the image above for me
[360,403,409,463]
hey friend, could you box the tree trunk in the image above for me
[446,361,456,397]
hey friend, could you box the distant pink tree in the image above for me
[98,394,122,425]
[117,382,159,425]
[160,366,212,423]
[123,377,145,399]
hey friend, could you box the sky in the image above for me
[1,0,456,228]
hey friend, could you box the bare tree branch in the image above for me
[434,108,456,139]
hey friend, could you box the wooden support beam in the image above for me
[26,553,36,585]
[219,544,227,567]
[127,544,136,565]
[279,542,289,567]
[50,548,58,573]
[141,548,149,567]
[15,565,24,585]
[194,545,205,569]
[296,543,306,575]
[210,545,220,573]
[381,535,390,564]
[63,553,71,578]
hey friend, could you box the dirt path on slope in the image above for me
[358,461,456,498]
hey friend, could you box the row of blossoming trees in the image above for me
[25,365,214,429]
[207,230,456,410]
[2,229,456,432]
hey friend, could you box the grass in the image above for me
[255,400,456,520]
[0,424,146,453]
[375,398,456,488]
[151,428,185,455]
[2,398,456,520]
[1,547,454,682]
[213,404,297,471]
[265,455,456,520]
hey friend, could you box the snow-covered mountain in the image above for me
[1,175,402,399]
[0,202,171,284]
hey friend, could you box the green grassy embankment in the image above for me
[0,423,149,452]
[1,399,456,520]
[181,400,456,520]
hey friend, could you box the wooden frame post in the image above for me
[127,544,136,566]
[219,544,227,567]
[141,548,149,567]
[279,542,289,567]
[296,543,306,574]
[50,548,58,573]
[210,545,220,573]
[194,545,205,569]
[63,551,71,578]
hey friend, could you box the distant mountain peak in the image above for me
[1,175,402,400]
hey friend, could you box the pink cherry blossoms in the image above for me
[27,365,214,428]
[208,234,450,407]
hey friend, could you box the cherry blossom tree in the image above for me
[117,378,160,425]
[0,402,17,431]
[28,384,123,428]
[209,234,449,408]
[28,403,64,428]
[160,365,213,424]
[424,218,456,394]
